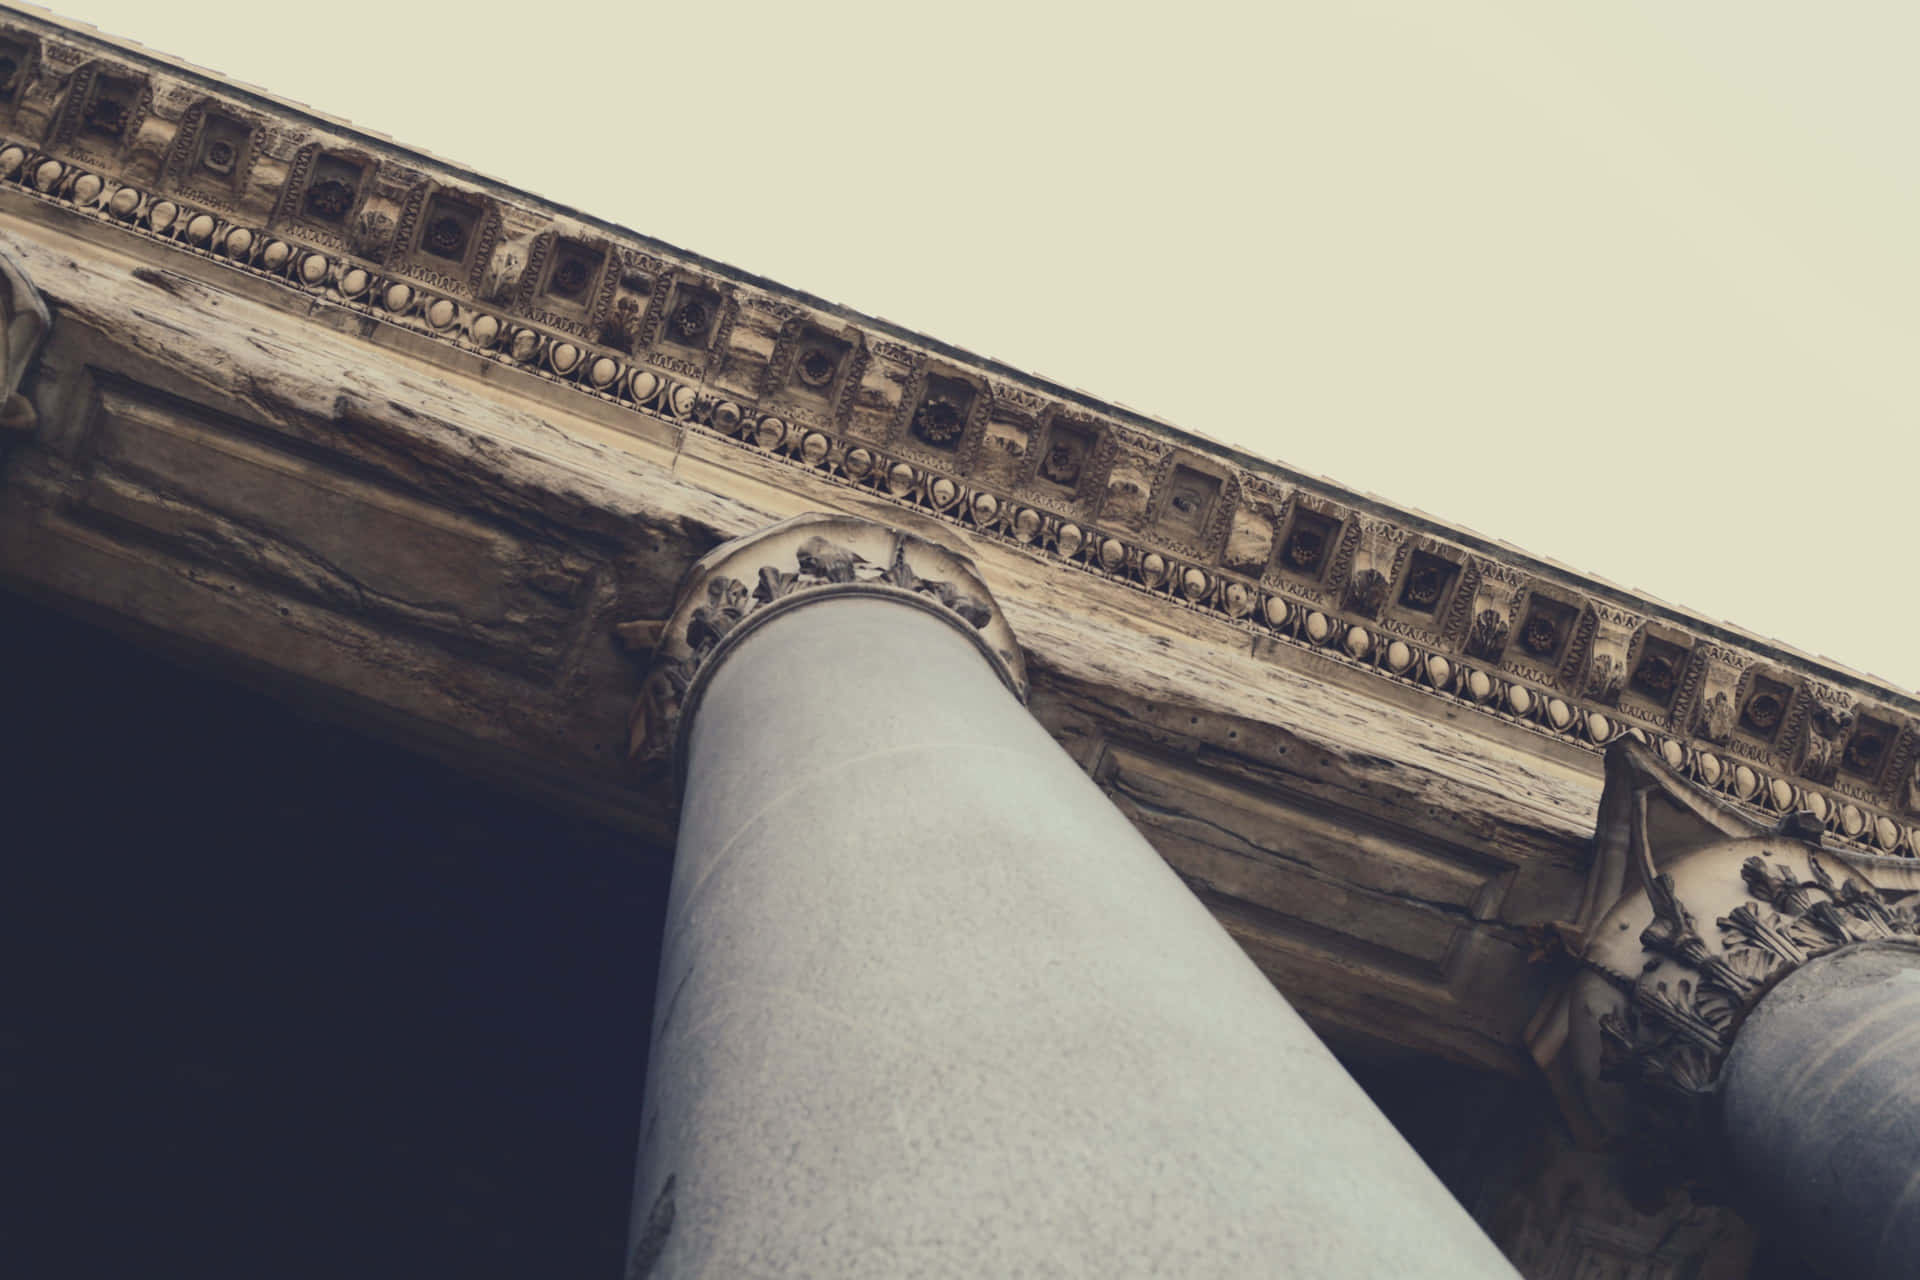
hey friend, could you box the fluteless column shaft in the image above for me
[1720,940,1920,1280]
[626,517,1516,1277]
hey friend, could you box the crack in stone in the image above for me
[1113,782,1508,928]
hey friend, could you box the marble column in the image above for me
[1533,738,1920,1280]
[1721,940,1920,1279]
[623,513,1518,1278]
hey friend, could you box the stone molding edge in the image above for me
[1529,739,1920,1179]
[623,513,1028,785]
[0,17,1915,853]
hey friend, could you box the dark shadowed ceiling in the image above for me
[5,592,673,1280]
[5,591,1816,1279]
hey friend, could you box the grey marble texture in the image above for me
[1722,939,1920,1280]
[630,594,1518,1277]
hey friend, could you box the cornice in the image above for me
[1,8,1917,856]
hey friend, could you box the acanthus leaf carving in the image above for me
[754,564,799,603]
[795,534,875,585]
[0,242,47,432]
[627,661,690,770]
[619,514,1027,778]
[1540,739,1920,1191]
[1695,690,1735,745]
[1461,561,1524,661]
[1342,568,1389,619]
[684,576,750,653]
[1465,608,1510,662]
[1583,652,1625,707]
[1340,519,1407,620]
[1800,691,1856,786]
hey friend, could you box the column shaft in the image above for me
[629,594,1516,1277]
[1721,940,1920,1280]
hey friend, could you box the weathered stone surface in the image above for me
[1,13,1903,1277]
[0,213,1597,1071]
[0,0,1912,863]
[0,241,47,431]
[1535,740,1920,1153]
[0,223,740,837]
[624,511,1026,774]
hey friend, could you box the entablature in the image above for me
[0,6,1907,863]
[6,8,1920,1091]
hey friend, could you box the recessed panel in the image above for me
[1093,741,1512,985]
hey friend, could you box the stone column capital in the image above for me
[1533,737,1920,1156]
[625,512,1028,774]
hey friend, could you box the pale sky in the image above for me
[37,1,1920,689]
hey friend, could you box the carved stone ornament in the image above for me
[3,11,1918,854]
[1530,738,1920,1163]
[1695,690,1735,745]
[1341,518,1407,620]
[0,241,48,430]
[1578,606,1644,707]
[623,513,1027,777]
[1799,690,1855,786]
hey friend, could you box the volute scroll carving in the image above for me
[1530,739,1920,1180]
[621,513,1027,779]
